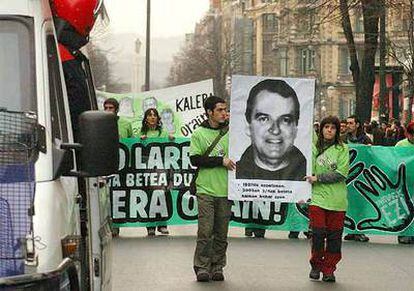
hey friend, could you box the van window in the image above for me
[0,17,36,112]
[47,34,69,143]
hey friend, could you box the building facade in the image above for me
[213,0,411,121]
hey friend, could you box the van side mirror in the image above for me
[60,111,119,177]
[78,111,119,177]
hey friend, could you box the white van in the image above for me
[0,0,116,290]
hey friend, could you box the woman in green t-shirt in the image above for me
[140,108,173,236]
[305,115,350,283]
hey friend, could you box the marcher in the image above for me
[190,96,235,282]
[104,98,133,237]
[305,115,349,283]
[343,115,370,242]
[140,108,173,236]
[339,119,347,142]
[395,121,414,244]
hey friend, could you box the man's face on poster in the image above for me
[143,97,157,112]
[247,90,298,168]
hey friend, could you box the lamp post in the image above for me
[145,0,151,91]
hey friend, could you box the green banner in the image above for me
[110,140,414,235]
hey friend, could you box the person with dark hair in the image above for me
[344,115,371,242]
[237,79,306,180]
[140,108,173,236]
[104,98,133,139]
[305,115,349,283]
[395,121,414,244]
[104,98,134,237]
[339,119,348,142]
[190,96,235,282]
[345,115,372,145]
[371,120,386,145]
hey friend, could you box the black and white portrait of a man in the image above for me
[229,76,314,202]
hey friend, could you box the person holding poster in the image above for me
[190,96,235,282]
[305,116,349,283]
[140,108,173,236]
[395,121,414,244]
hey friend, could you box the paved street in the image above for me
[112,225,414,291]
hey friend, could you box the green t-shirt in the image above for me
[140,128,168,138]
[118,118,133,139]
[190,126,229,197]
[395,138,414,148]
[310,143,350,211]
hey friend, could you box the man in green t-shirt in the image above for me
[104,98,134,139]
[395,121,414,244]
[190,96,236,282]
[104,98,133,237]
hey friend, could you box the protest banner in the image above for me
[111,140,414,236]
[97,79,214,137]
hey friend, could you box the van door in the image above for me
[87,177,113,291]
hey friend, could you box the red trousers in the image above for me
[309,205,346,275]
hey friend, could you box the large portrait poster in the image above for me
[228,76,314,202]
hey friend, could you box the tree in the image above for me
[168,13,239,100]
[339,0,383,122]
[286,0,387,121]
[86,42,110,90]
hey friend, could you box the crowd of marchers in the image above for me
[103,94,414,285]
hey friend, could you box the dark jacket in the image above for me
[236,145,306,181]
[189,120,228,168]
[345,132,372,145]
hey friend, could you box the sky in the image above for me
[104,0,210,38]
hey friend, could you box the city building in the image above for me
[212,0,411,121]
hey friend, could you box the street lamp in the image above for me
[145,0,151,91]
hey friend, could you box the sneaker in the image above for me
[304,231,312,239]
[158,226,169,235]
[354,234,369,242]
[254,229,265,238]
[322,274,336,282]
[147,227,156,236]
[211,271,225,281]
[196,271,210,282]
[398,236,414,244]
[344,234,355,241]
[309,269,320,280]
[245,228,253,237]
[288,231,299,239]
[111,227,120,238]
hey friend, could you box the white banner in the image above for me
[96,79,214,137]
[228,76,314,202]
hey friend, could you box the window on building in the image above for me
[354,11,364,33]
[402,11,410,31]
[262,37,273,55]
[279,48,288,76]
[262,13,278,33]
[339,47,351,75]
[300,48,315,75]
[338,97,347,119]
[348,99,356,116]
